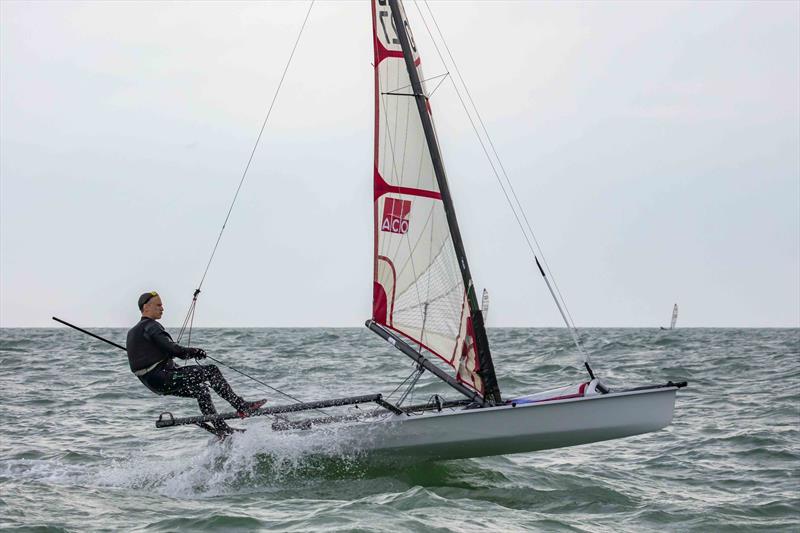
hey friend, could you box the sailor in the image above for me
[127,291,265,437]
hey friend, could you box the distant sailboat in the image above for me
[660,304,679,330]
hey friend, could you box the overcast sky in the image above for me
[1,1,798,328]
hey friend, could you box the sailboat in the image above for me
[156,0,686,459]
[660,304,679,330]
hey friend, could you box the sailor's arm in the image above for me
[143,321,205,359]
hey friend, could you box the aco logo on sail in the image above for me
[381,197,412,235]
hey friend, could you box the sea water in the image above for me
[1,327,798,532]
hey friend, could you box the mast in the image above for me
[387,0,501,403]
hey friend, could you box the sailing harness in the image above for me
[133,360,162,377]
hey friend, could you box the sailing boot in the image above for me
[212,419,237,440]
[236,399,267,418]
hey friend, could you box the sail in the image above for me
[370,0,487,395]
[670,304,678,330]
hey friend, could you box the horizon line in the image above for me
[1,325,798,330]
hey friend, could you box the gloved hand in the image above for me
[187,347,207,359]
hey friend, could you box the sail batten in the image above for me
[370,0,501,401]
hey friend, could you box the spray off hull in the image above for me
[342,386,678,460]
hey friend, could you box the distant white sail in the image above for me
[481,289,490,323]
[670,304,678,330]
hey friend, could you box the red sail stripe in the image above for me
[376,39,404,64]
[371,1,380,284]
[374,168,442,201]
[376,255,397,323]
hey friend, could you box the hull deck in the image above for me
[156,384,682,460]
[287,386,680,460]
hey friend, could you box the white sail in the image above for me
[670,304,678,330]
[370,0,483,394]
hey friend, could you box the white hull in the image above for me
[338,387,678,460]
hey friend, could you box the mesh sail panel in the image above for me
[370,0,483,394]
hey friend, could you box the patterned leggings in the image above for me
[142,363,244,418]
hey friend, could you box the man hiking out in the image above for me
[126,291,265,438]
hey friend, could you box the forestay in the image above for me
[370,0,489,396]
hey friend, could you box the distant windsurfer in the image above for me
[126,291,265,438]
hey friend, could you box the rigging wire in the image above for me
[382,72,450,95]
[177,0,315,342]
[396,365,425,406]
[199,353,330,418]
[167,1,326,411]
[379,363,425,416]
[386,365,424,402]
[427,72,450,98]
[176,289,199,344]
[413,0,589,362]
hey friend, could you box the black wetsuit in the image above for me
[126,318,245,428]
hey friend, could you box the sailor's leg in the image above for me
[193,386,216,416]
[201,364,247,410]
[202,365,266,415]
[168,366,233,434]
[194,388,233,435]
[168,364,263,416]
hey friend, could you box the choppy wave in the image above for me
[1,327,798,531]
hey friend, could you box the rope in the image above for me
[386,365,422,400]
[199,354,330,418]
[374,363,424,416]
[396,365,425,406]
[427,73,449,98]
[176,289,199,344]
